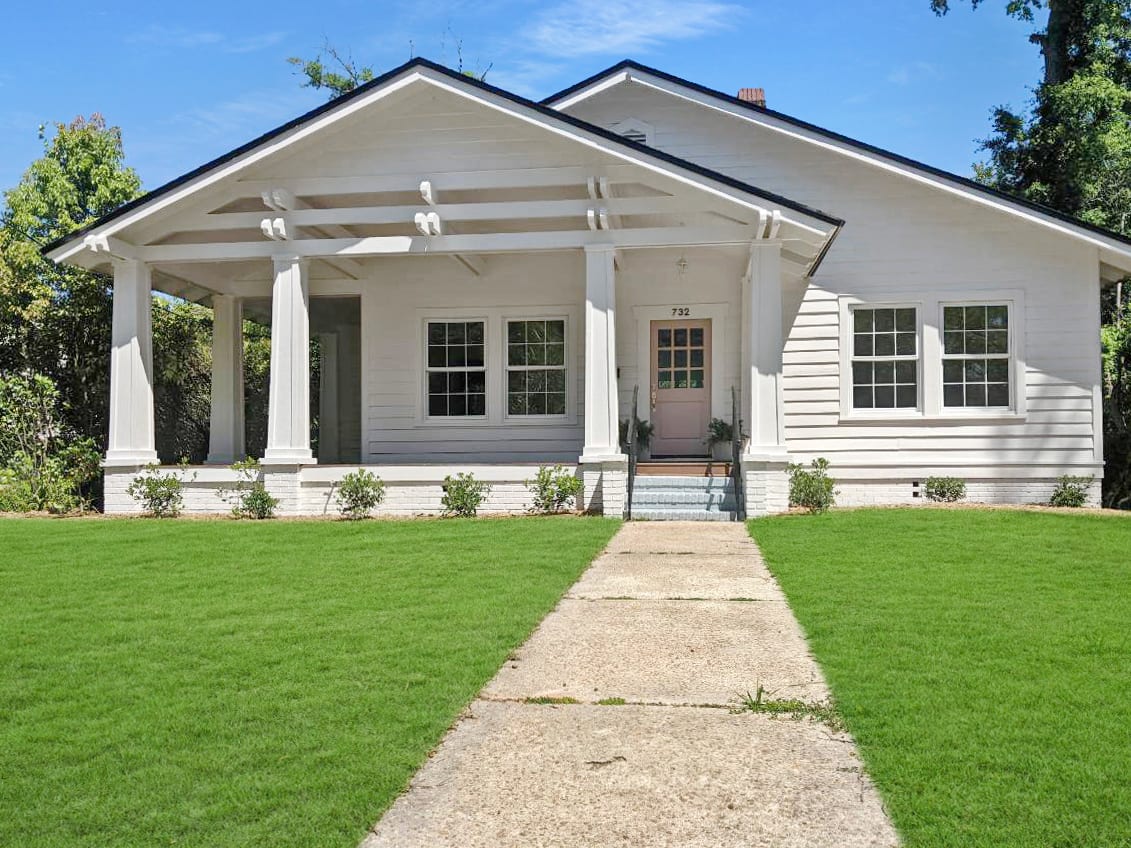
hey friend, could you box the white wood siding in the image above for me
[565,84,1103,479]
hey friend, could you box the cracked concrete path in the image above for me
[362,521,900,848]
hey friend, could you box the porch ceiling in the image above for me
[46,61,841,295]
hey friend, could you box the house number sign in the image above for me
[671,307,691,316]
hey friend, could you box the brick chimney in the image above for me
[737,87,766,108]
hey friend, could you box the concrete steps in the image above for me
[629,474,738,521]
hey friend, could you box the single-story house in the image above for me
[45,58,1131,517]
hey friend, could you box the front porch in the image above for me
[48,62,838,517]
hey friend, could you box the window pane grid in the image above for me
[507,320,566,416]
[851,307,918,410]
[426,321,486,417]
[942,305,1010,408]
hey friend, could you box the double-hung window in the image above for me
[507,319,567,416]
[426,320,486,417]
[850,306,919,410]
[942,304,1010,408]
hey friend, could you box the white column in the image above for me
[207,295,245,464]
[317,332,339,463]
[105,258,157,465]
[581,244,623,460]
[741,243,787,458]
[264,255,314,464]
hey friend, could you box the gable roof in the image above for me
[543,59,1131,274]
[44,57,842,265]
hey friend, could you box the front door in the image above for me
[650,319,711,456]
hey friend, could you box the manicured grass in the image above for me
[749,509,1131,847]
[0,517,619,847]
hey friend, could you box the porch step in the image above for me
[635,460,731,477]
[629,474,738,521]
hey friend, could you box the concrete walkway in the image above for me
[362,522,900,848]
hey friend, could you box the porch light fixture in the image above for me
[676,255,688,276]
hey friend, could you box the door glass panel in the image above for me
[690,327,704,346]
[673,328,687,346]
[674,371,689,388]
[658,371,672,388]
[674,349,688,367]
[658,329,672,347]
[689,369,704,388]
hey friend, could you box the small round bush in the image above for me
[127,464,188,518]
[525,465,583,514]
[788,458,837,514]
[925,477,966,503]
[1049,475,1092,508]
[441,472,491,517]
[336,469,386,519]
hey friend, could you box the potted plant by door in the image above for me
[706,417,734,460]
[620,418,654,460]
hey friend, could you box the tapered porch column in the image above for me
[581,244,621,459]
[579,244,626,516]
[105,257,157,465]
[206,295,245,464]
[263,255,314,464]
[740,242,789,514]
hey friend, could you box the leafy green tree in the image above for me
[935,1,1131,506]
[0,115,142,441]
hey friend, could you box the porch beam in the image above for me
[133,226,762,263]
[170,196,758,234]
[263,255,314,464]
[262,188,365,280]
[105,258,158,465]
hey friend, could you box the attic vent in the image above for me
[609,118,653,147]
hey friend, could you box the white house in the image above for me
[45,59,1131,517]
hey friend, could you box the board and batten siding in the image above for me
[563,84,1104,484]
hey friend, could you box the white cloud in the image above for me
[126,26,286,54]
[521,0,742,58]
[887,61,942,86]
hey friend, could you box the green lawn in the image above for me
[0,516,619,847]
[749,508,1131,848]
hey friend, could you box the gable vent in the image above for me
[619,128,648,145]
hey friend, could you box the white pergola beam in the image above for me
[131,226,763,263]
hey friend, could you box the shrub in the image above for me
[441,472,491,517]
[925,477,966,503]
[336,469,386,519]
[788,458,837,513]
[1049,475,1092,508]
[127,463,192,517]
[221,458,279,519]
[0,373,101,513]
[526,465,583,514]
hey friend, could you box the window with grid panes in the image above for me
[942,304,1010,408]
[656,326,706,388]
[850,307,918,409]
[507,319,567,415]
[426,320,486,417]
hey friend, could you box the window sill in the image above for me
[839,411,1027,425]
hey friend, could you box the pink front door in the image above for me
[650,319,711,456]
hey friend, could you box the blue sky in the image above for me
[0,1,1044,198]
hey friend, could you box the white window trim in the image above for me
[610,117,654,146]
[422,316,490,423]
[838,289,1026,423]
[840,299,924,419]
[415,305,580,427]
[503,316,571,422]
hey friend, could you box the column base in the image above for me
[740,457,790,517]
[262,448,315,464]
[103,450,158,467]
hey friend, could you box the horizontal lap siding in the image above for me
[567,86,1103,478]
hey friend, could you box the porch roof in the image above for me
[43,59,843,301]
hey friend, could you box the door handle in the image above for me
[650,386,658,411]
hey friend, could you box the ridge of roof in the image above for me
[543,58,1131,251]
[44,57,842,258]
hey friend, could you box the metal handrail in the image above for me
[626,385,639,520]
[731,386,746,520]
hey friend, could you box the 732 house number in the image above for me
[671,307,690,316]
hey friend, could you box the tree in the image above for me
[0,115,142,441]
[935,1,1131,506]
